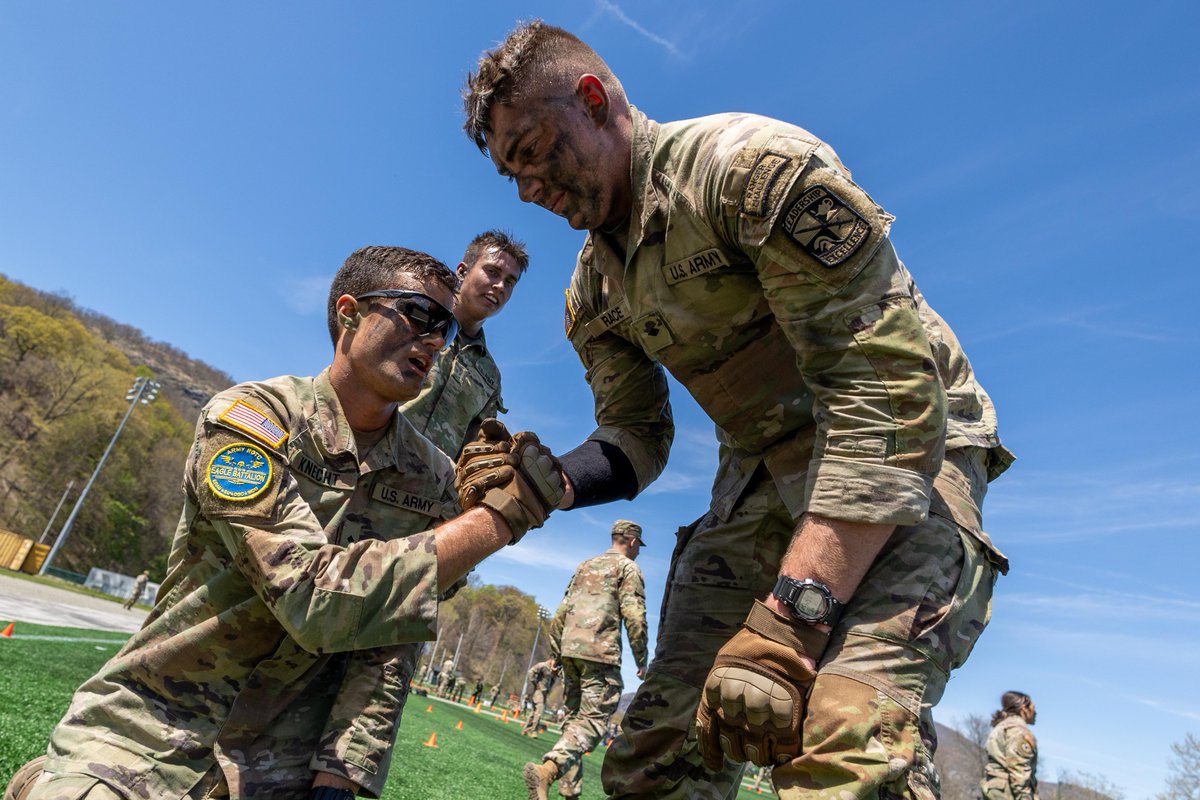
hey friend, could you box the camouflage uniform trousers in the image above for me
[545,657,623,798]
[602,448,998,800]
[10,759,230,799]
[522,690,549,735]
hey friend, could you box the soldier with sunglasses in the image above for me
[4,246,564,800]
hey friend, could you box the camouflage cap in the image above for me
[612,519,645,545]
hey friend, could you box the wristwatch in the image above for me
[771,575,843,627]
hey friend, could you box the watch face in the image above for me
[795,586,829,619]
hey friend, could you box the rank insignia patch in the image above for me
[218,399,288,448]
[563,288,578,338]
[782,185,872,268]
[207,442,273,501]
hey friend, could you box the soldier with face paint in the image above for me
[462,21,1013,800]
[4,246,563,800]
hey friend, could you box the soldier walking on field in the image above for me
[980,692,1039,800]
[461,21,1012,800]
[522,660,560,737]
[523,520,647,798]
[121,570,148,611]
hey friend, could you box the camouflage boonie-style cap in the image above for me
[612,519,645,545]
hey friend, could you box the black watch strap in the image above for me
[310,787,356,800]
[771,575,844,627]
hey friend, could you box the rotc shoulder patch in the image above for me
[218,399,288,448]
[781,185,872,268]
[207,442,273,501]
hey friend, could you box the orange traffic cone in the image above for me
[501,711,508,723]
[422,731,438,748]
[425,704,432,713]
[455,720,463,730]
[474,703,482,714]
[0,622,13,638]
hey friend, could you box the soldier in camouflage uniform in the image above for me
[980,692,1039,800]
[523,520,648,799]
[3,246,564,800]
[522,659,560,737]
[399,230,527,459]
[463,22,1013,800]
[121,570,148,610]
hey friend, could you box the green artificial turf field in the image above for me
[0,620,773,798]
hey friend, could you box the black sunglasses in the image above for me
[355,290,459,342]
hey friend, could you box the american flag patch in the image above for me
[217,399,288,448]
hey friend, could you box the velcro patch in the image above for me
[563,288,578,338]
[292,452,339,487]
[635,312,674,354]
[741,152,791,217]
[218,399,288,448]
[580,299,632,340]
[662,248,729,285]
[372,483,444,517]
[207,442,273,501]
[781,185,872,268]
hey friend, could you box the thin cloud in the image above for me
[595,0,684,59]
[279,275,329,316]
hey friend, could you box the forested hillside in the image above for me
[0,273,233,579]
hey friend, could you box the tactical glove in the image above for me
[695,600,830,771]
[455,419,564,542]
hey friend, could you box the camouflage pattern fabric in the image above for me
[32,369,456,800]
[399,328,505,458]
[564,108,1012,541]
[555,108,1010,798]
[604,449,998,799]
[981,716,1038,800]
[548,549,648,670]
[523,661,559,735]
[544,659,623,798]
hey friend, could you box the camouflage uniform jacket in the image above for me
[43,368,456,799]
[981,716,1038,800]
[549,549,648,669]
[564,109,1013,554]
[399,328,504,458]
[526,660,559,699]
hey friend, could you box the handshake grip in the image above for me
[695,600,830,771]
[455,419,565,543]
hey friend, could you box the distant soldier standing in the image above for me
[437,656,456,696]
[524,520,647,798]
[522,660,560,737]
[122,570,148,611]
[488,683,502,708]
[981,692,1039,800]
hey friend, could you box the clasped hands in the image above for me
[454,419,566,542]
[695,600,830,771]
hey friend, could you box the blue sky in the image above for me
[2,2,1198,797]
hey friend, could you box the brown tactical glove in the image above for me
[695,600,830,771]
[455,419,565,542]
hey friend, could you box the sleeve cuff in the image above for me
[804,457,933,526]
[587,426,665,493]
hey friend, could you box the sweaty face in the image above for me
[343,276,455,404]
[486,99,630,231]
[456,248,522,327]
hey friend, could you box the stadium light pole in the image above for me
[519,604,550,710]
[38,480,76,544]
[40,377,161,576]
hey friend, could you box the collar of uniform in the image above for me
[311,367,358,460]
[627,106,662,258]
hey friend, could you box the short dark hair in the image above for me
[326,246,458,347]
[991,691,1032,726]
[462,229,530,274]
[463,20,625,155]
